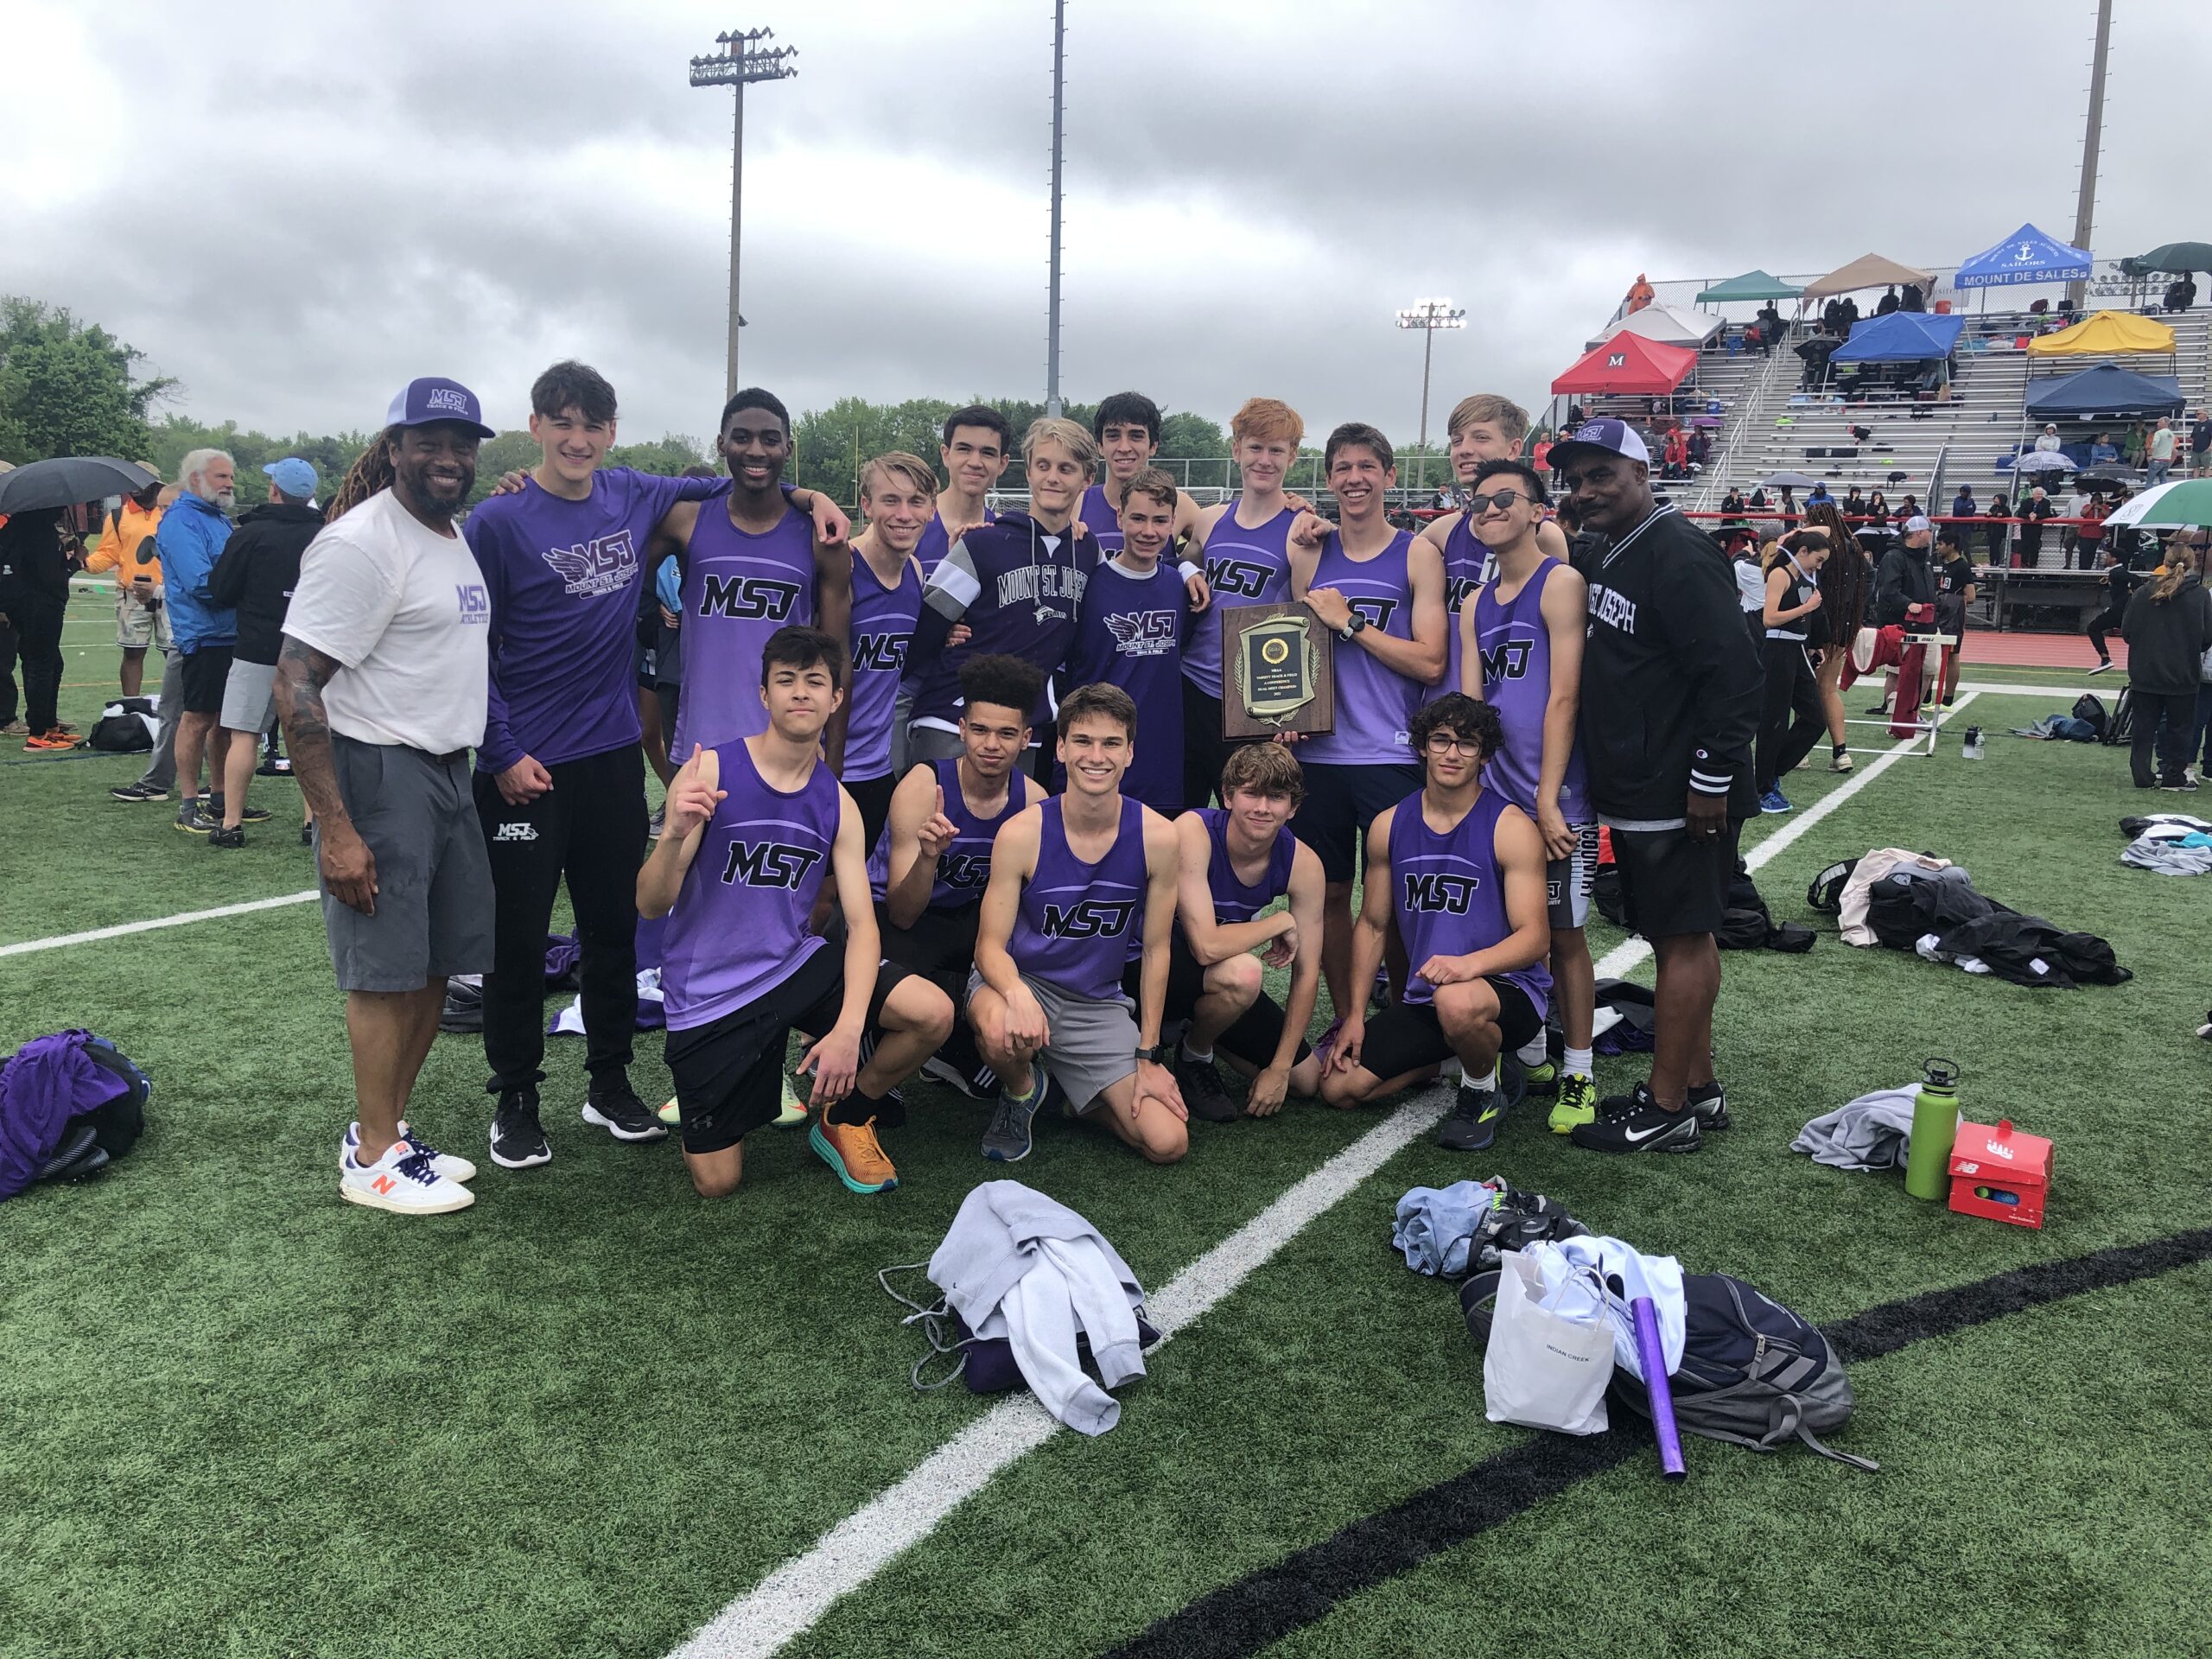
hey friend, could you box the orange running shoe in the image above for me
[809,1115,897,1193]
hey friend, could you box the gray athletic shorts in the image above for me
[321,734,494,993]
[219,657,279,734]
[1547,821,1599,931]
[967,968,1138,1114]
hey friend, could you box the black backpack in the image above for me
[88,697,157,753]
[2072,691,2113,745]
[33,1035,149,1184]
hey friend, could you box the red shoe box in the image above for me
[1948,1118,2052,1229]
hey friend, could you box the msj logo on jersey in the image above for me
[938,852,991,890]
[542,530,638,599]
[1041,899,1137,938]
[1206,556,1274,600]
[455,582,490,623]
[1402,872,1478,913]
[1104,610,1179,657]
[721,840,824,890]
[1478,638,1533,683]
[1348,596,1399,631]
[701,575,803,622]
[853,631,911,674]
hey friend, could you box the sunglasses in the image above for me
[1468,488,1534,516]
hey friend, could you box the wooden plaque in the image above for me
[1221,602,1335,739]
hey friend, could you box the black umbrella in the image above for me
[2072,462,2136,486]
[1794,336,1837,361]
[0,456,158,516]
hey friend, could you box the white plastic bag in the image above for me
[1482,1249,1615,1435]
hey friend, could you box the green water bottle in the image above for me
[1904,1058,1961,1201]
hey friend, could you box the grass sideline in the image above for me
[4,591,2207,1659]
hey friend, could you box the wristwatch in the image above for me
[1135,1043,1174,1065]
[1338,612,1368,641]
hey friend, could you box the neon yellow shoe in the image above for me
[775,1072,809,1128]
[1521,1058,1559,1096]
[657,1096,682,1127]
[1548,1073,1599,1135]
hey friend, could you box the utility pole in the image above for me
[2069,0,2112,312]
[1045,0,1068,417]
[690,28,798,400]
[1395,297,1465,493]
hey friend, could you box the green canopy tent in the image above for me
[1694,270,1803,303]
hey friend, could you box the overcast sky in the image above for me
[7,0,2204,448]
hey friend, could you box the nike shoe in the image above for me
[1519,1058,1559,1097]
[774,1071,809,1128]
[343,1119,477,1184]
[110,781,168,802]
[26,729,79,750]
[810,1115,898,1193]
[1759,788,1792,815]
[1436,1079,1507,1153]
[175,799,215,835]
[489,1087,552,1170]
[1548,1073,1599,1135]
[1828,752,1854,773]
[582,1076,668,1142]
[1174,1050,1239,1123]
[657,1095,682,1126]
[2088,660,2114,675]
[1688,1079,1732,1130]
[340,1139,475,1215]
[921,1054,1000,1100]
[982,1065,1051,1162]
[1570,1082,1701,1154]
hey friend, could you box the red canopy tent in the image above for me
[1550,334,1698,395]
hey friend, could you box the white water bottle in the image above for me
[1962,724,1984,760]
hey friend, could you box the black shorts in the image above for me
[1182,677,1261,813]
[846,772,897,857]
[1292,761,1421,883]
[878,899,981,987]
[179,645,236,715]
[1356,979,1542,1083]
[1610,820,1740,939]
[1121,931,1314,1071]
[663,947,911,1154]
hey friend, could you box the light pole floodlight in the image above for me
[691,26,798,397]
[1395,297,1467,491]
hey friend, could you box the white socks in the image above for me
[1563,1046,1593,1080]
[1516,1034,1550,1067]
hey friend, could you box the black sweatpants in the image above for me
[0,615,17,725]
[12,596,64,734]
[474,743,648,1095]
[2088,606,2125,664]
[2130,689,2196,788]
[1757,636,1823,793]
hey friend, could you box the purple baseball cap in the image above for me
[1548,417,1651,468]
[385,376,495,439]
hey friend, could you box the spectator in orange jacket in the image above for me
[80,468,170,697]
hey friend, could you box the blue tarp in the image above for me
[2024,364,2185,419]
[1955,223,2092,289]
[1829,312,1967,363]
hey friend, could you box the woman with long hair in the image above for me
[1756,527,1832,812]
[2121,541,2212,790]
[1803,501,1868,772]
[1866,488,1890,528]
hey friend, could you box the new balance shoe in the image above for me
[340,1139,475,1215]
[175,799,215,834]
[109,781,168,802]
[489,1088,551,1169]
[582,1077,668,1142]
[343,1120,478,1184]
[1174,1050,1239,1123]
[1436,1080,1507,1153]
[1570,1082,1702,1154]
[1759,788,1792,815]
[921,1054,1000,1100]
[1688,1079,1732,1130]
[810,1116,898,1193]
[1548,1073,1599,1135]
[208,824,245,849]
[982,1065,1050,1162]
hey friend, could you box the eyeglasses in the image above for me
[1467,489,1531,516]
[1424,733,1484,756]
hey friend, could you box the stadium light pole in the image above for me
[1045,0,1067,417]
[690,28,798,401]
[1395,297,1465,493]
[2067,0,2113,313]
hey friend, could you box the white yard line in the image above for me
[0,890,319,957]
[1957,678,2097,699]
[669,705,1967,1658]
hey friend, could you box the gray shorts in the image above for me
[1546,821,1599,931]
[967,968,1138,1115]
[321,734,495,993]
[219,657,278,734]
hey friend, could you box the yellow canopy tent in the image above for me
[2025,310,2177,357]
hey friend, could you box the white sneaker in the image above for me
[341,1120,477,1184]
[340,1139,475,1215]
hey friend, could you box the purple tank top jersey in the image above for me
[868,758,1026,910]
[1007,796,1149,1001]
[1430,514,1497,708]
[1184,501,1295,699]
[1389,787,1550,1019]
[1198,806,1296,921]
[1299,529,1421,767]
[915,506,996,580]
[1080,483,1125,556]
[845,550,921,782]
[1059,557,1187,815]
[1471,557,1589,823]
[661,741,843,1031]
[670,504,815,756]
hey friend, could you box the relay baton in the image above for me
[1631,1295,1686,1482]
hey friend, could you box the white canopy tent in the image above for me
[1587,303,1726,350]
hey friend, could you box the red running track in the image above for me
[1961,630,2120,669]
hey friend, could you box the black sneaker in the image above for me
[1174,1050,1239,1123]
[2163,778,2202,792]
[1436,1081,1508,1152]
[921,1055,999,1100]
[1570,1083,1701,1154]
[982,1065,1049,1162]
[110,781,168,803]
[489,1088,552,1169]
[175,799,215,835]
[1687,1079,1732,1130]
[2087,660,2114,676]
[300,822,315,846]
[208,824,245,849]
[581,1076,668,1142]
[237,804,272,824]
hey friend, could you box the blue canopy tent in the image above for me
[1955,223,2092,289]
[1829,312,1967,361]
[2024,364,2184,419]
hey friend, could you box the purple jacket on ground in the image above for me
[0,1031,130,1200]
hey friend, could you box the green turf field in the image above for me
[3,588,2207,1659]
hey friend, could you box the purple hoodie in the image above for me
[1,1032,130,1200]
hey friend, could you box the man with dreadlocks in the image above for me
[276,378,499,1217]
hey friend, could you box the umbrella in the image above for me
[1759,471,1821,490]
[1794,336,1837,361]
[2010,450,2074,474]
[0,456,157,516]
[2107,478,2212,528]
[2071,462,2137,486]
[2134,241,2212,275]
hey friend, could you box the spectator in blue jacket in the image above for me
[156,449,239,832]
